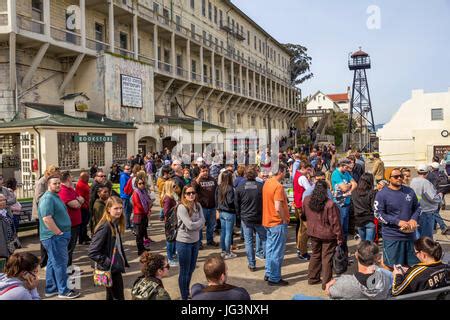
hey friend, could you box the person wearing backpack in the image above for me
[302,180,343,290]
[131,252,171,300]
[162,179,180,267]
[119,165,133,230]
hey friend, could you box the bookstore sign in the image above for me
[121,74,143,108]
[73,135,117,143]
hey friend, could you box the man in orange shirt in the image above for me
[262,163,290,286]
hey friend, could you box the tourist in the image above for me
[91,186,110,233]
[347,155,364,183]
[325,241,391,300]
[0,176,19,232]
[355,152,366,172]
[108,164,121,184]
[75,171,91,245]
[144,155,156,191]
[131,252,171,300]
[131,176,153,256]
[236,165,266,271]
[371,153,385,183]
[88,196,129,300]
[89,169,114,217]
[216,171,237,259]
[176,185,205,300]
[234,165,247,188]
[119,165,133,230]
[157,166,172,221]
[182,168,191,185]
[351,173,377,241]
[410,164,442,239]
[400,168,412,186]
[171,160,186,193]
[392,237,449,296]
[162,180,180,267]
[191,254,251,300]
[192,164,218,249]
[58,171,83,267]
[32,165,60,268]
[331,159,357,255]
[374,168,421,269]
[426,162,450,235]
[293,163,314,261]
[90,163,98,179]
[262,164,290,286]
[0,194,17,260]
[302,180,343,290]
[38,175,80,299]
[0,252,40,300]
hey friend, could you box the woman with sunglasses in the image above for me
[131,252,171,300]
[132,175,153,256]
[176,185,205,300]
[392,237,449,297]
[0,252,40,300]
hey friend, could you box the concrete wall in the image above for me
[378,88,450,167]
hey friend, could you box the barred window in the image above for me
[58,132,79,170]
[431,108,443,121]
[88,133,105,167]
[112,134,127,165]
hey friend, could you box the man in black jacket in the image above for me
[235,165,267,271]
[348,155,364,183]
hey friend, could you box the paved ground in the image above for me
[17,203,450,300]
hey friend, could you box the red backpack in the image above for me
[124,177,133,196]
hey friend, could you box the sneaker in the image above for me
[442,227,450,235]
[264,275,269,281]
[159,217,164,222]
[224,252,237,259]
[220,251,227,258]
[256,255,265,261]
[169,260,179,267]
[207,241,219,247]
[268,279,289,286]
[248,266,256,272]
[298,253,311,261]
[58,290,81,299]
[45,291,58,298]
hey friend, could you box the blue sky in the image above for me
[232,0,450,124]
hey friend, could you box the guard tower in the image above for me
[347,47,376,151]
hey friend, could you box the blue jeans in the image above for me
[357,221,376,242]
[177,241,199,300]
[122,198,132,229]
[199,208,216,244]
[12,215,20,233]
[166,241,177,261]
[220,211,236,253]
[433,211,447,230]
[242,221,267,268]
[41,232,71,295]
[337,205,350,253]
[419,211,435,239]
[159,208,164,220]
[256,232,265,258]
[265,224,288,282]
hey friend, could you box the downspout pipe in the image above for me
[32,126,42,177]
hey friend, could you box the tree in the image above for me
[283,43,314,85]
[325,111,356,147]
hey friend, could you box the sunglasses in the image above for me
[185,191,196,196]
[390,174,404,179]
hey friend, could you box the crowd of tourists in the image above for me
[0,144,449,300]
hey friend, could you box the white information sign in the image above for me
[121,74,143,108]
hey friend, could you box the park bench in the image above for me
[17,201,38,232]
[389,286,450,300]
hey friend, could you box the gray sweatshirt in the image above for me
[410,177,442,212]
[176,203,205,244]
[329,268,392,300]
[0,274,40,300]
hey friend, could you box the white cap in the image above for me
[417,164,429,173]
[431,162,440,169]
[164,160,171,166]
[197,157,204,164]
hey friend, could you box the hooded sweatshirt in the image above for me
[410,177,442,213]
[0,274,40,300]
[328,267,392,300]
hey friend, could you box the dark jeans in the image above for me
[78,208,90,243]
[177,241,200,300]
[134,215,149,255]
[68,225,80,266]
[106,272,124,300]
[123,198,132,229]
[308,237,337,290]
[37,220,48,268]
[12,215,20,234]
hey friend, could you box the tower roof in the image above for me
[351,49,369,58]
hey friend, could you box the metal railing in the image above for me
[225,83,232,91]
[51,26,81,45]
[17,14,45,34]
[138,55,156,66]
[176,67,188,79]
[157,61,172,74]
[114,46,135,58]
[16,182,36,200]
[86,37,110,52]
[191,72,201,82]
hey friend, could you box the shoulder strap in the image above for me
[0,284,19,296]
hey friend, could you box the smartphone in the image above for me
[394,264,404,274]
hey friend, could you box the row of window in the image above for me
[196,109,286,129]
[57,133,128,170]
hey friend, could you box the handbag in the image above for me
[332,245,348,275]
[93,247,116,288]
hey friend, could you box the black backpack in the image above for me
[164,204,181,242]
[333,245,348,275]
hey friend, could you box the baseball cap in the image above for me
[338,159,351,166]
[417,164,429,173]
[197,157,204,164]
[164,160,171,166]
[431,162,440,169]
